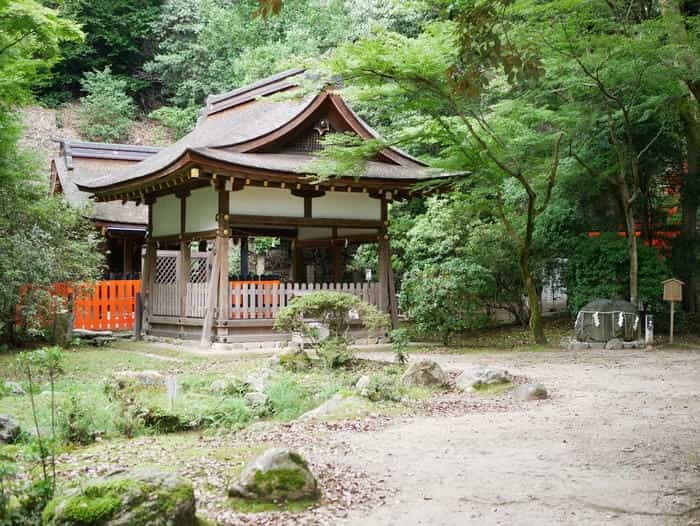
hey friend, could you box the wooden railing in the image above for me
[229,282,379,320]
[150,281,380,320]
[71,280,141,331]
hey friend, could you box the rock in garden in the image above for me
[0,415,20,444]
[568,340,591,351]
[111,370,166,389]
[399,359,448,387]
[42,469,197,525]
[5,381,25,396]
[456,367,512,392]
[210,379,229,394]
[278,349,312,371]
[228,448,319,502]
[513,383,549,401]
[243,391,269,409]
[245,368,273,394]
[355,375,371,396]
[298,394,366,421]
[605,338,623,350]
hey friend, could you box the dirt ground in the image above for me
[336,348,700,526]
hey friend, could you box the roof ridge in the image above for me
[205,68,305,106]
[54,138,162,153]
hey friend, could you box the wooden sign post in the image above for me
[662,279,684,344]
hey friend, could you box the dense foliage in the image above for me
[564,234,671,316]
[0,0,102,344]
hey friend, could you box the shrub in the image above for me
[0,379,8,399]
[148,106,199,138]
[316,337,354,369]
[274,291,389,341]
[59,393,99,445]
[390,328,410,364]
[361,374,403,402]
[266,374,313,421]
[79,67,135,142]
[400,262,491,344]
[200,397,253,429]
[278,350,312,372]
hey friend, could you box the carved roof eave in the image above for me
[80,149,456,204]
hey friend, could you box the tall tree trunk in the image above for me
[679,114,699,312]
[617,173,639,306]
[521,254,546,344]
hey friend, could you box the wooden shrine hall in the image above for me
[76,69,454,344]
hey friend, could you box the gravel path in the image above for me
[337,348,700,526]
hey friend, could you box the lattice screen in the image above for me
[190,255,208,283]
[155,254,177,284]
[285,130,323,153]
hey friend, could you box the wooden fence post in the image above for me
[134,292,143,340]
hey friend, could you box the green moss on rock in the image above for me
[228,448,319,503]
[43,470,197,525]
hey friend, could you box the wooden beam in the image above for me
[227,214,382,229]
[295,234,378,249]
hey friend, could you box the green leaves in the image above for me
[0,0,82,109]
[78,67,136,142]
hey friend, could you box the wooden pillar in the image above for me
[141,196,157,335]
[240,237,249,277]
[331,243,343,282]
[201,179,230,346]
[292,240,305,283]
[378,197,398,329]
[177,192,190,322]
[123,238,133,276]
[141,239,157,333]
[200,238,220,346]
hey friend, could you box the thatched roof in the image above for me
[51,140,160,226]
[74,69,453,198]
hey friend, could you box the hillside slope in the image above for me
[19,103,175,175]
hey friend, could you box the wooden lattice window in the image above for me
[190,256,208,283]
[155,254,177,284]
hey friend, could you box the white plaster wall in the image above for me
[185,186,217,233]
[313,192,381,220]
[152,194,180,236]
[230,186,304,217]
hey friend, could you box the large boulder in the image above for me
[5,381,25,396]
[43,469,196,525]
[228,448,319,502]
[0,415,20,443]
[110,370,166,389]
[456,367,512,392]
[399,360,447,387]
[298,394,368,421]
[513,383,549,401]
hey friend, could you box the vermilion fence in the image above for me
[72,280,141,331]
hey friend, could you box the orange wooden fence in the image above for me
[72,280,141,331]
